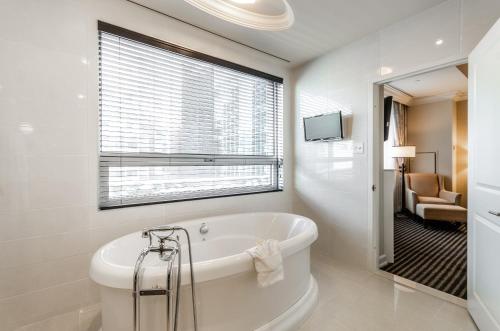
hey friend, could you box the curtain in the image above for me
[391,101,408,212]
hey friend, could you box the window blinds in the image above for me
[98,22,284,209]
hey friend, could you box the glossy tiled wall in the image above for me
[293,0,500,265]
[0,0,292,329]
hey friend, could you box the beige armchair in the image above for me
[404,173,461,214]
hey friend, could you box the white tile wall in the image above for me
[0,0,292,330]
[293,0,500,265]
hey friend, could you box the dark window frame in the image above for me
[97,21,284,210]
[98,21,283,84]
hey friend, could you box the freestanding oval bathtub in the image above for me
[90,212,318,331]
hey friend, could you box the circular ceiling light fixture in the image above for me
[183,0,295,31]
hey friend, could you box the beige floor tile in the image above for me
[302,252,476,331]
[14,311,79,331]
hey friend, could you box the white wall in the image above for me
[0,0,292,330]
[293,0,500,266]
[407,100,455,189]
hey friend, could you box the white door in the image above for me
[468,18,500,331]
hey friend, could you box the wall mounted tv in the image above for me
[303,112,343,141]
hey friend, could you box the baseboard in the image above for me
[378,254,388,268]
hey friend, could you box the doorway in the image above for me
[376,63,469,300]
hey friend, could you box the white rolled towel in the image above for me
[246,239,284,288]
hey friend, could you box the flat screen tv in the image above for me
[303,112,343,141]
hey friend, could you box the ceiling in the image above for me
[129,0,447,66]
[389,66,468,100]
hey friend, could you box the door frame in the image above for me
[368,58,468,277]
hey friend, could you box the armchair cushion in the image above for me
[439,190,462,205]
[407,173,440,197]
[418,196,453,205]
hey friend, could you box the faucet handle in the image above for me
[199,222,209,235]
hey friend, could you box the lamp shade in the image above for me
[391,145,416,158]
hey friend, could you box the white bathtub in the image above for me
[90,212,318,331]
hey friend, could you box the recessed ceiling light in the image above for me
[435,39,444,46]
[183,0,294,31]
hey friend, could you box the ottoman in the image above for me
[416,203,467,227]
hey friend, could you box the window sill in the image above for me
[99,189,284,210]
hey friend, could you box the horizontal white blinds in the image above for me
[98,27,283,208]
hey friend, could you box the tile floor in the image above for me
[299,253,478,331]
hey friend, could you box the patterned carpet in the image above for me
[382,213,467,299]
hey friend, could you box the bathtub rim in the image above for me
[90,212,318,289]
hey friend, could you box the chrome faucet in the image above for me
[136,225,198,331]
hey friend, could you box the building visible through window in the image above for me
[98,22,283,209]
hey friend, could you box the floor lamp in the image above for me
[391,145,416,212]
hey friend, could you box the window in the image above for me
[98,22,284,209]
